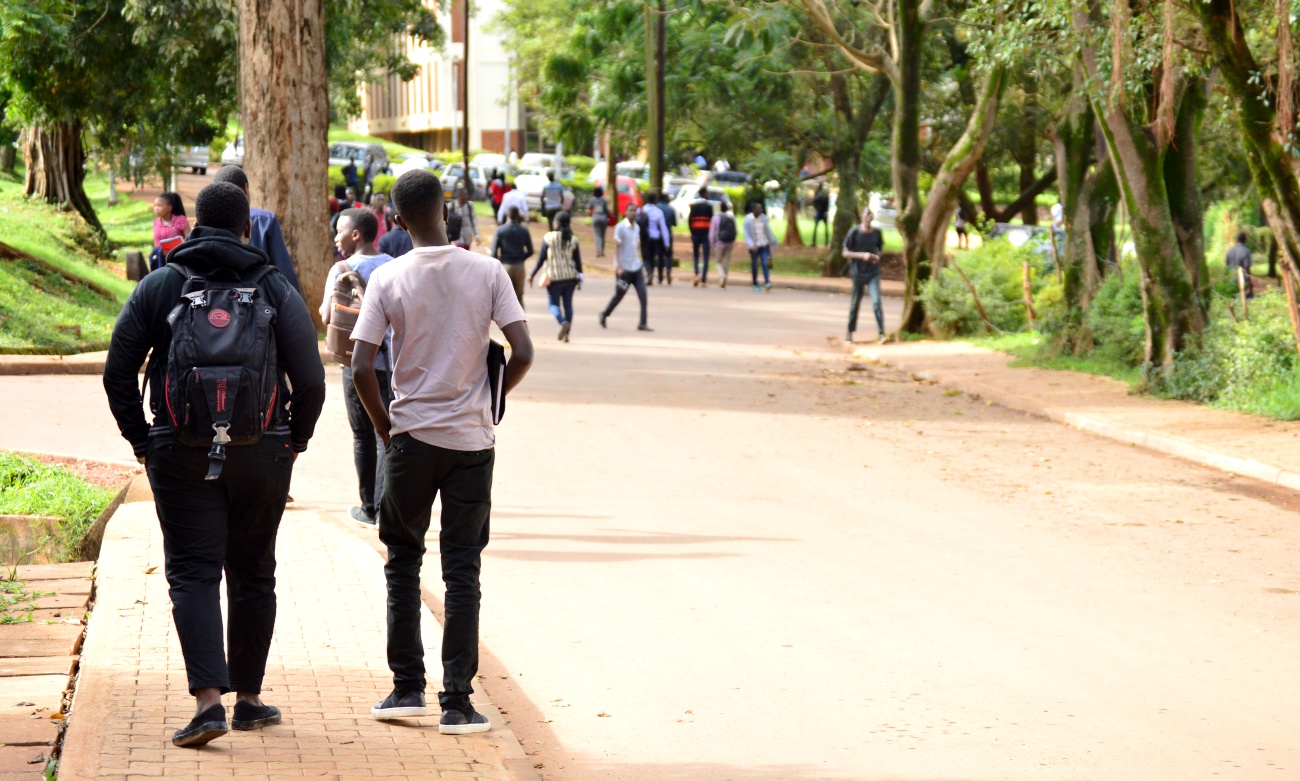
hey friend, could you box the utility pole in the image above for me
[462,0,472,198]
[644,4,660,195]
[655,0,665,192]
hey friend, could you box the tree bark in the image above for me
[975,163,998,220]
[1052,76,1116,313]
[826,72,890,276]
[0,145,14,175]
[1015,84,1040,225]
[21,122,103,234]
[1164,76,1209,308]
[892,0,928,333]
[238,0,330,330]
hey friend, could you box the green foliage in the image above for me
[1085,263,1146,365]
[920,239,1050,336]
[566,155,598,172]
[1155,291,1300,420]
[0,452,117,559]
[1203,199,1272,267]
[329,166,346,192]
[370,174,397,196]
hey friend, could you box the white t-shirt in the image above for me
[351,245,527,451]
[614,219,642,272]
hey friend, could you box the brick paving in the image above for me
[58,502,536,781]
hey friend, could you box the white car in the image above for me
[329,141,389,172]
[519,152,573,177]
[391,153,444,178]
[670,183,731,224]
[511,173,550,213]
[220,136,244,168]
[587,160,651,187]
[172,145,210,175]
[441,163,490,199]
[470,153,508,173]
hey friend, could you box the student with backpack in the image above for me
[541,172,565,230]
[688,188,715,285]
[320,208,396,528]
[349,169,534,735]
[102,182,326,748]
[710,202,738,288]
[841,206,887,343]
[529,211,584,342]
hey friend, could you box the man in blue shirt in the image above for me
[213,167,303,293]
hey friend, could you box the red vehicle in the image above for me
[612,175,644,215]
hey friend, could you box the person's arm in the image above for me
[351,339,391,445]
[179,215,191,238]
[491,229,503,260]
[320,262,343,321]
[572,243,583,275]
[709,215,719,246]
[530,242,549,282]
[743,215,756,249]
[270,278,326,452]
[500,321,534,395]
[469,207,479,241]
[523,228,535,260]
[102,274,169,458]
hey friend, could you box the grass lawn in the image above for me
[968,332,1142,385]
[0,451,117,563]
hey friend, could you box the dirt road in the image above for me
[4,282,1298,780]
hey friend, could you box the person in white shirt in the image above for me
[743,201,775,291]
[497,186,529,225]
[350,169,534,735]
[599,205,653,331]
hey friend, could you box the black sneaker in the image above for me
[599,312,608,329]
[372,690,426,720]
[637,324,654,332]
[350,506,377,528]
[439,708,491,735]
[231,701,281,731]
[172,703,227,748]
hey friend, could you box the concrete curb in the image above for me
[855,347,1300,494]
[0,351,108,376]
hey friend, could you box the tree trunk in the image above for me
[892,0,927,333]
[1016,85,1040,225]
[0,145,14,174]
[238,0,330,331]
[975,163,997,221]
[21,122,103,234]
[783,197,805,247]
[1164,76,1209,309]
[1052,78,1116,313]
[825,72,890,276]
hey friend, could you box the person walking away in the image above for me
[492,206,534,308]
[488,172,505,214]
[530,211,584,342]
[378,218,414,259]
[954,210,969,250]
[450,187,479,250]
[589,185,611,257]
[600,205,653,331]
[349,168,534,734]
[151,192,190,271]
[212,167,303,294]
[743,201,774,291]
[497,182,529,225]
[541,172,565,230]
[102,182,326,748]
[655,190,677,284]
[363,154,380,198]
[320,208,396,527]
[343,158,360,193]
[370,193,391,241]
[841,206,886,343]
[643,193,668,286]
[812,186,831,247]
[1226,231,1254,299]
[688,189,715,286]
[710,202,738,288]
[560,185,576,214]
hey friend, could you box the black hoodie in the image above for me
[103,226,326,457]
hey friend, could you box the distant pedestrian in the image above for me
[655,190,677,284]
[488,174,506,213]
[689,188,715,286]
[497,183,529,225]
[955,210,969,250]
[371,193,391,241]
[151,192,190,270]
[812,186,830,247]
[710,202,738,289]
[743,201,774,292]
[589,185,611,257]
[343,159,360,192]
[600,205,652,332]
[350,168,533,735]
[363,154,380,196]
[530,211,583,342]
[450,188,479,249]
[212,166,303,293]
[841,207,886,343]
[344,187,364,209]
[541,172,565,230]
[1226,231,1254,299]
[693,152,707,169]
[320,208,395,528]
[378,220,414,259]
[103,181,325,748]
[492,206,534,307]
[642,192,668,286]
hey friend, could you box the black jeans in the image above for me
[691,230,711,282]
[602,269,648,327]
[146,430,294,695]
[342,366,393,517]
[641,236,662,282]
[379,433,494,713]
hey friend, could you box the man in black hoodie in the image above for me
[102,182,326,748]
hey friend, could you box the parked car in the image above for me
[172,145,210,175]
[708,170,751,187]
[610,175,645,215]
[662,176,700,201]
[441,163,490,199]
[518,152,572,177]
[669,183,731,224]
[470,153,510,174]
[391,152,444,178]
[511,172,550,212]
[587,161,650,186]
[329,141,389,172]
[220,136,244,168]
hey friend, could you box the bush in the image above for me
[920,239,1050,336]
[370,174,396,196]
[328,166,346,192]
[1084,262,1146,365]
[1156,289,1300,419]
[566,155,597,172]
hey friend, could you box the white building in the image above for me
[348,0,525,154]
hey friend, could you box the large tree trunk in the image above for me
[1015,83,1040,225]
[826,72,890,276]
[0,145,14,175]
[892,0,928,333]
[1053,74,1116,313]
[238,0,330,330]
[1164,77,1209,308]
[21,122,102,234]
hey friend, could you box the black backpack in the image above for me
[447,208,464,241]
[161,263,280,479]
[718,214,737,243]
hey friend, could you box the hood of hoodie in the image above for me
[168,225,270,275]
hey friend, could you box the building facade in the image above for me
[348,0,525,155]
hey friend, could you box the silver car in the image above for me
[172,145,210,175]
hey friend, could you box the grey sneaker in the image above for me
[439,708,491,735]
[350,506,377,528]
[372,690,427,720]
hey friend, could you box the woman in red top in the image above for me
[151,192,190,270]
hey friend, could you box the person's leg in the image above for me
[378,433,442,694]
[699,235,710,284]
[603,273,630,318]
[373,369,394,510]
[717,244,732,285]
[546,284,565,325]
[750,248,760,287]
[594,220,606,256]
[641,237,657,285]
[222,434,293,698]
[506,263,526,310]
[847,277,864,338]
[147,436,230,703]
[633,269,649,327]
[342,367,380,517]
[868,274,885,336]
[434,446,495,715]
[561,280,576,325]
[760,246,772,286]
[692,232,704,278]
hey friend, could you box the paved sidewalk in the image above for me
[854,339,1300,492]
[58,502,535,781]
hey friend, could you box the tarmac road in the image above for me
[4,280,1298,780]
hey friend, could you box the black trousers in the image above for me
[641,236,663,282]
[602,268,648,327]
[342,366,393,517]
[379,433,494,713]
[691,230,711,282]
[146,430,294,695]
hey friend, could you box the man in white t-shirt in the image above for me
[350,169,534,735]
[599,204,653,331]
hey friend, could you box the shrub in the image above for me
[328,166,346,192]
[370,174,396,196]
[566,155,597,172]
[1084,262,1145,365]
[920,239,1049,336]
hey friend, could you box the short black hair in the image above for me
[647,192,659,204]
[391,169,444,232]
[592,185,604,198]
[339,208,379,243]
[334,184,347,199]
[212,165,250,191]
[195,182,250,235]
[1237,231,1249,244]
[508,206,522,222]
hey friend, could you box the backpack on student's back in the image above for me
[324,259,366,363]
[160,263,280,478]
[447,208,464,242]
[718,213,737,243]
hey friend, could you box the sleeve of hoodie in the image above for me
[271,276,326,452]
[102,270,175,458]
